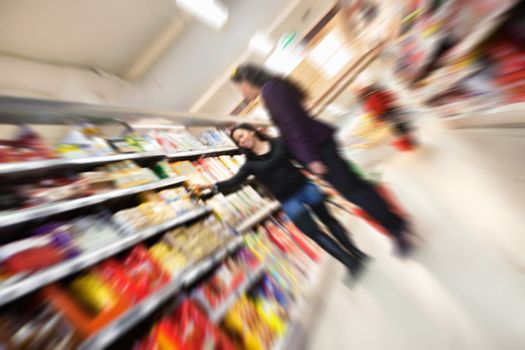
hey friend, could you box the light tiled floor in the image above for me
[306,120,525,350]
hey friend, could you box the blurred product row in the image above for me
[0,124,235,164]
[386,0,524,116]
[0,215,320,350]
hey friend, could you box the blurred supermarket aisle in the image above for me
[306,119,525,350]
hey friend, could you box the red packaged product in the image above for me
[122,245,170,297]
[494,70,525,86]
[4,245,65,274]
[280,219,321,261]
[264,221,291,253]
[96,260,149,302]
[173,300,236,350]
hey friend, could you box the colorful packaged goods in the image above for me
[0,302,79,350]
[135,300,236,350]
[121,245,170,296]
[223,295,276,350]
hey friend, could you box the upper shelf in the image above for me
[0,95,270,127]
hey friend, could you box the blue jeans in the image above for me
[282,182,325,220]
[280,182,364,269]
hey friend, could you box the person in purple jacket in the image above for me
[231,64,413,256]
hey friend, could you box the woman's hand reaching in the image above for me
[188,183,213,196]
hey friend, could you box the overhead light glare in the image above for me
[176,0,228,30]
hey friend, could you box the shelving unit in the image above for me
[0,151,165,176]
[77,205,279,350]
[0,206,211,306]
[236,201,281,233]
[0,86,318,350]
[0,176,186,228]
[272,257,328,350]
[379,0,521,127]
[208,263,266,323]
[166,146,238,159]
[0,95,269,127]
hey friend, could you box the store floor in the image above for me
[305,120,525,350]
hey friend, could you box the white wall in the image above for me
[118,0,294,110]
[0,53,131,103]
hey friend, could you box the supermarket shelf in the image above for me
[442,103,525,129]
[0,152,165,176]
[166,146,238,159]
[236,201,281,233]
[0,95,270,126]
[77,205,277,349]
[0,176,186,228]
[272,258,328,350]
[442,2,514,65]
[208,263,265,323]
[78,236,243,350]
[0,206,211,307]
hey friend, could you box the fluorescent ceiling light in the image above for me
[176,0,228,30]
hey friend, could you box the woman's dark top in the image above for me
[261,78,335,164]
[216,139,308,201]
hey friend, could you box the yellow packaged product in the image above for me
[70,272,118,314]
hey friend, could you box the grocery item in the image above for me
[69,271,120,315]
[121,245,170,296]
[0,126,56,163]
[135,300,236,350]
[224,295,276,350]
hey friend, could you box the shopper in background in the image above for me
[357,84,417,151]
[192,123,369,277]
[230,64,414,256]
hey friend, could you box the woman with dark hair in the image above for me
[231,64,413,256]
[194,123,368,277]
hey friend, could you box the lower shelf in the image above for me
[0,207,211,307]
[78,203,279,349]
[78,237,243,350]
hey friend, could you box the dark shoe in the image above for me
[347,256,368,280]
[394,232,415,257]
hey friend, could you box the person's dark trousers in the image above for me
[309,201,367,259]
[290,210,358,271]
[319,138,406,236]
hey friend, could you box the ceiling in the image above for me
[0,0,338,111]
[0,0,181,75]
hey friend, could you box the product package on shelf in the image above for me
[0,126,56,163]
[223,293,280,350]
[146,128,234,154]
[207,188,270,228]
[0,213,122,283]
[151,215,234,276]
[192,246,262,314]
[198,129,236,149]
[0,160,161,216]
[112,187,200,235]
[134,299,236,350]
